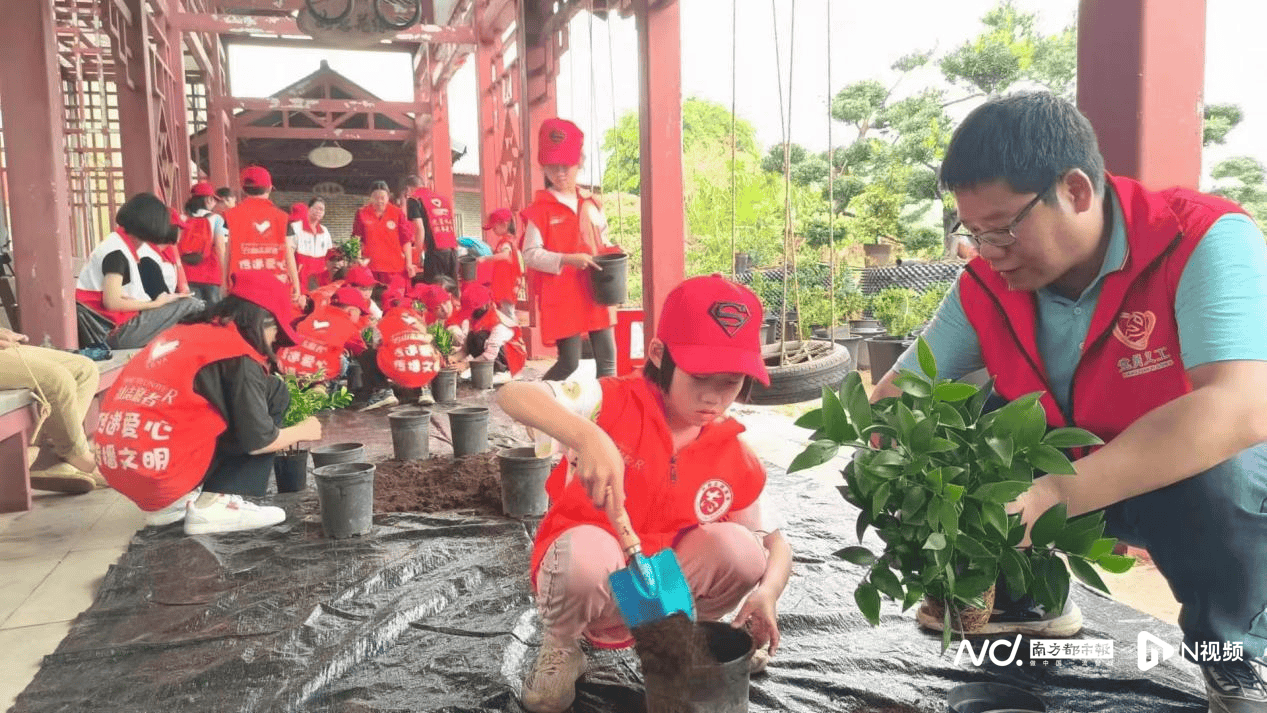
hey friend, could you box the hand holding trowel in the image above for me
[604,488,696,629]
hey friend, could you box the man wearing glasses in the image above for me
[874,92,1267,713]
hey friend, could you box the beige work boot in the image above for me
[521,637,586,713]
[29,462,96,494]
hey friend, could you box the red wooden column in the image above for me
[115,0,162,196]
[523,41,558,195]
[206,38,231,187]
[635,0,684,342]
[0,0,77,346]
[475,27,502,216]
[1077,0,1205,189]
[430,79,456,201]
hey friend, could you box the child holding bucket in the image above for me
[498,275,793,713]
[521,118,619,381]
[96,270,322,535]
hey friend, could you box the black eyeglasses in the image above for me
[949,178,1057,249]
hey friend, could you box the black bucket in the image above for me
[497,447,551,517]
[432,368,459,403]
[469,360,495,390]
[314,462,375,539]
[458,254,478,281]
[388,407,431,460]
[448,406,489,457]
[590,253,628,305]
[273,450,309,493]
[866,335,914,379]
[643,621,754,713]
[311,442,366,469]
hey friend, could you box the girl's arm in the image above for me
[732,529,792,654]
[102,272,182,312]
[497,381,625,511]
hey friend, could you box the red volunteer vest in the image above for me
[357,204,408,274]
[75,231,150,326]
[97,323,266,511]
[376,307,442,387]
[277,306,360,381]
[410,187,458,250]
[180,215,222,285]
[530,374,766,581]
[489,235,523,305]
[959,174,1245,447]
[226,197,291,286]
[470,307,527,375]
[521,189,616,345]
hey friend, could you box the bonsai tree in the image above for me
[789,338,1134,650]
[870,283,951,337]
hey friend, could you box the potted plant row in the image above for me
[790,338,1134,650]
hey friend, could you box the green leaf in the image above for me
[871,565,904,600]
[1054,513,1106,555]
[1042,427,1105,449]
[931,382,977,403]
[965,377,995,420]
[954,572,996,600]
[910,412,938,452]
[871,481,892,516]
[820,387,856,443]
[788,440,840,473]
[1000,547,1030,598]
[834,546,877,566]
[926,437,958,453]
[956,533,994,559]
[924,467,944,491]
[934,401,968,428]
[842,371,873,432]
[982,502,1009,539]
[923,532,948,551]
[895,402,917,442]
[1015,402,1048,451]
[793,408,823,430]
[893,372,933,398]
[1027,443,1077,476]
[855,583,882,626]
[943,483,965,503]
[1069,556,1111,594]
[900,487,928,521]
[916,337,937,380]
[902,584,925,612]
[938,500,960,536]
[1096,554,1136,574]
[1031,555,1071,615]
[1029,503,1068,549]
[985,435,1014,468]
[1007,521,1028,548]
[1086,537,1117,561]
[974,480,1031,505]
[855,510,872,542]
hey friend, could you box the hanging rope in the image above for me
[772,0,800,364]
[605,10,624,244]
[827,0,836,342]
[730,0,738,280]
[588,4,601,199]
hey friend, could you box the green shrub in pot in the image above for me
[789,338,1134,650]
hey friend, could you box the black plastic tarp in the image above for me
[10,465,1206,712]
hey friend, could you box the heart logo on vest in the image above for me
[694,479,734,523]
[709,301,751,337]
[253,221,270,234]
[1113,310,1156,351]
[148,338,179,365]
[311,320,330,330]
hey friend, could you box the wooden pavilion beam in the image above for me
[234,126,414,140]
[171,12,474,43]
[226,97,429,114]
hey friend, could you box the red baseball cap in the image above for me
[655,274,769,385]
[343,265,379,287]
[538,118,583,166]
[483,208,514,230]
[229,270,301,346]
[451,282,492,324]
[325,247,345,261]
[332,286,371,314]
[240,165,272,189]
[190,181,216,199]
[411,283,450,313]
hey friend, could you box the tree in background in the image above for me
[1204,104,1267,225]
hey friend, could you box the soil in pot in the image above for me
[634,615,754,713]
[918,584,997,635]
[373,453,503,515]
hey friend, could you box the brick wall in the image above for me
[271,191,365,244]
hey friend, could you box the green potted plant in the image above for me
[789,339,1134,650]
[427,322,460,403]
[275,375,353,492]
[335,237,362,264]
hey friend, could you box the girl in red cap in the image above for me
[521,118,619,381]
[291,198,333,291]
[498,275,792,713]
[97,270,323,535]
[179,182,228,305]
[478,207,524,320]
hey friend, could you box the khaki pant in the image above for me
[0,346,98,461]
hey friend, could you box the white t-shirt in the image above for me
[292,222,333,259]
[532,378,784,535]
[521,189,610,274]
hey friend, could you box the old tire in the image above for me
[749,340,853,405]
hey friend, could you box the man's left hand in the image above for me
[0,328,29,350]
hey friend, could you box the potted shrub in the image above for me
[335,237,362,265]
[427,322,461,402]
[789,339,1134,650]
[275,375,353,492]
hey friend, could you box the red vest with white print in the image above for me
[529,374,766,582]
[411,187,458,249]
[276,305,360,381]
[97,323,266,511]
[226,197,291,286]
[358,203,409,274]
[376,306,442,387]
[958,174,1246,447]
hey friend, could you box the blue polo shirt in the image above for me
[893,190,1267,415]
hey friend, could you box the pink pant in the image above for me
[534,522,767,646]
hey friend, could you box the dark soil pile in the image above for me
[631,613,717,678]
[373,453,503,515]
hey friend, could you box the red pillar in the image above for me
[523,41,558,196]
[207,96,231,187]
[1077,0,1205,189]
[475,32,502,214]
[0,0,77,346]
[431,82,455,201]
[115,0,162,197]
[635,0,685,343]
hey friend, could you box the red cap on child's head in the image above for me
[240,165,272,189]
[411,283,451,313]
[483,208,514,230]
[655,274,769,385]
[538,118,584,166]
[325,247,344,261]
[229,270,300,345]
[332,287,371,314]
[343,265,379,287]
[190,181,216,199]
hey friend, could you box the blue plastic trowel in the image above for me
[605,495,695,630]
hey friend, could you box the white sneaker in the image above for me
[184,493,286,535]
[521,637,586,713]
[145,487,201,527]
[491,372,513,386]
[417,387,435,405]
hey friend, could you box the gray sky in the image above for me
[228,0,1267,191]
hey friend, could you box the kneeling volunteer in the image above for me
[96,270,323,535]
